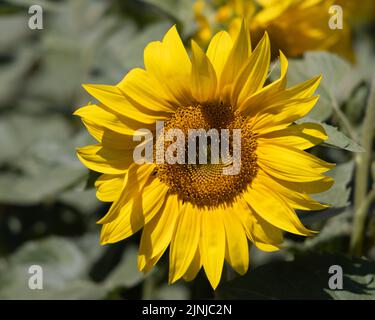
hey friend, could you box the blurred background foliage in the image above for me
[0,0,374,299]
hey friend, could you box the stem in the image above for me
[350,79,375,255]
[142,264,166,299]
[331,96,357,141]
[142,273,155,300]
[350,187,375,255]
[225,264,236,282]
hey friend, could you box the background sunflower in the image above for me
[0,0,375,300]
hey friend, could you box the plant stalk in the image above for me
[350,79,375,255]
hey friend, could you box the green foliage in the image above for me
[0,234,144,299]
[0,0,374,300]
[320,123,364,152]
[0,114,89,204]
[312,161,354,208]
[142,0,196,34]
[288,52,353,110]
[220,254,375,300]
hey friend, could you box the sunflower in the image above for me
[75,21,334,289]
[338,0,375,25]
[194,0,353,61]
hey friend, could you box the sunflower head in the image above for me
[75,21,334,289]
[194,0,354,61]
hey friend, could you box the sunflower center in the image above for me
[156,103,258,208]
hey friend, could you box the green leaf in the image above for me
[9,0,61,11]
[17,0,120,111]
[321,123,364,152]
[142,0,196,31]
[0,47,37,108]
[0,236,98,299]
[0,14,32,54]
[344,85,369,124]
[352,36,375,83]
[289,209,352,252]
[297,118,364,152]
[0,115,90,205]
[0,234,144,299]
[288,50,374,121]
[94,21,172,85]
[104,246,144,290]
[220,253,375,300]
[155,284,190,300]
[312,161,354,208]
[58,188,102,215]
[287,51,364,122]
[0,113,73,163]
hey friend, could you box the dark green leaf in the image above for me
[312,161,354,208]
[220,253,375,300]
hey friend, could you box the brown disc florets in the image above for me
[156,103,258,208]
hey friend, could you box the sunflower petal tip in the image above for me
[168,274,178,285]
[165,24,180,39]
[209,279,220,290]
[82,83,91,91]
[99,237,108,245]
[137,256,146,272]
[191,39,199,50]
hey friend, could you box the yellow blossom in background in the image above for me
[194,0,354,61]
[338,0,375,25]
[75,22,334,289]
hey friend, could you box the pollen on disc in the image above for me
[156,103,258,208]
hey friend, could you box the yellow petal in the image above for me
[258,122,327,150]
[222,206,249,275]
[257,169,329,211]
[220,19,251,91]
[269,175,334,195]
[243,179,314,236]
[82,84,166,125]
[161,25,191,77]
[251,96,320,134]
[235,199,283,252]
[117,68,176,113]
[169,202,201,284]
[257,143,335,183]
[138,194,181,271]
[144,26,192,106]
[200,208,226,289]
[190,40,218,102]
[231,32,270,107]
[138,250,162,274]
[75,103,152,151]
[243,75,321,119]
[95,174,125,202]
[76,144,133,174]
[206,31,233,81]
[97,164,155,224]
[183,249,202,282]
[74,104,135,135]
[238,50,288,115]
[100,175,169,244]
[279,75,321,100]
